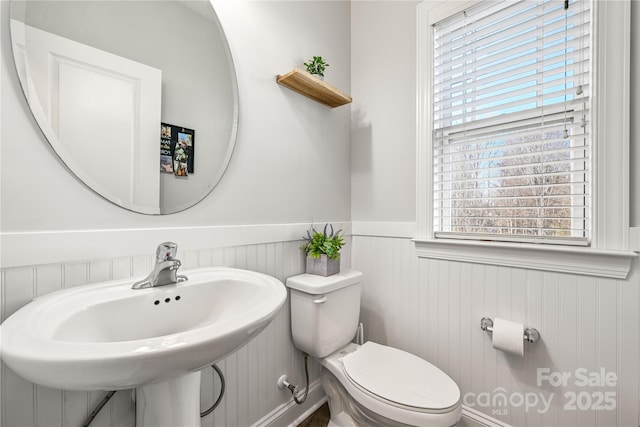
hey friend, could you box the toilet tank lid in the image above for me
[285,269,363,294]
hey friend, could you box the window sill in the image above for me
[413,238,636,279]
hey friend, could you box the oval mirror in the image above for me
[10,0,238,214]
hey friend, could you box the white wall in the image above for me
[1,0,351,236]
[350,1,418,223]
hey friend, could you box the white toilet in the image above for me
[286,269,462,427]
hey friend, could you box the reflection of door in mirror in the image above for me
[12,21,162,210]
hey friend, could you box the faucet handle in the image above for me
[156,242,178,262]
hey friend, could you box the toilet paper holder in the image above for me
[480,317,540,343]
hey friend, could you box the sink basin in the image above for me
[0,267,287,391]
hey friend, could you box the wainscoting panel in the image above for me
[352,235,640,427]
[1,238,348,427]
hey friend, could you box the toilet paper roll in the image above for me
[491,318,524,357]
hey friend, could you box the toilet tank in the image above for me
[286,269,363,358]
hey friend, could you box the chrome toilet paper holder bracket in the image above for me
[480,317,540,343]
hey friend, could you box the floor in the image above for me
[298,402,330,427]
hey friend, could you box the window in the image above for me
[432,0,591,245]
[416,0,634,278]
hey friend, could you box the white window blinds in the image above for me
[432,0,591,245]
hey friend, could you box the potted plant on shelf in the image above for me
[303,56,330,79]
[301,224,344,276]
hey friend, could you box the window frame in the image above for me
[415,0,636,279]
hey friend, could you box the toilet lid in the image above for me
[342,342,460,410]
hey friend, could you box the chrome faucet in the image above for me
[132,242,188,289]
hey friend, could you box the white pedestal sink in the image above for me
[0,267,287,426]
[136,372,202,426]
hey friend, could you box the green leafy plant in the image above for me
[301,224,345,260]
[303,56,330,77]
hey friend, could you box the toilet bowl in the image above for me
[286,270,462,427]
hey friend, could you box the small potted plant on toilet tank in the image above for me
[301,224,344,276]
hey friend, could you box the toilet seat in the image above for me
[342,342,460,413]
[321,342,462,427]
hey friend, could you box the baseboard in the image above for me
[286,394,328,427]
[252,379,325,427]
[252,388,508,427]
[461,406,512,427]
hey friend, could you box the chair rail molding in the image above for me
[0,222,343,268]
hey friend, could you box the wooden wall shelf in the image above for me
[276,68,352,108]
